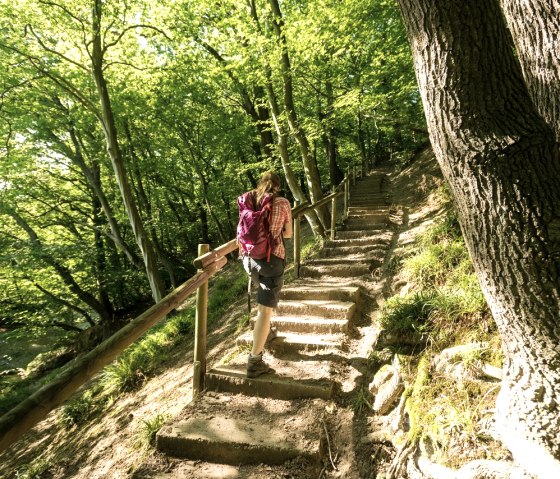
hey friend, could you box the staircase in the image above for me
[155,167,395,477]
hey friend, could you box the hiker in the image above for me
[237,171,293,378]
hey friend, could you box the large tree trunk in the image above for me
[395,1,560,477]
[91,0,165,303]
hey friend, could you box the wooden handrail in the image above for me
[0,255,227,453]
[0,162,366,454]
[193,239,238,270]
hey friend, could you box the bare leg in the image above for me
[251,304,273,356]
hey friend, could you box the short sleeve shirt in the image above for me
[268,196,292,260]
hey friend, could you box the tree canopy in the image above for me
[0,0,423,335]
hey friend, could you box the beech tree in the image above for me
[396,0,560,476]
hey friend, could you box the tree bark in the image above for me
[500,0,560,142]
[91,0,165,303]
[395,1,560,476]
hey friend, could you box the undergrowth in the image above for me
[375,203,506,467]
[60,262,248,429]
[380,211,492,350]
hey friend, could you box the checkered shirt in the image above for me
[268,196,292,260]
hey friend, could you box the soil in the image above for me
[0,151,445,479]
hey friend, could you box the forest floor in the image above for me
[0,150,447,479]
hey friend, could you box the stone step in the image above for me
[300,263,372,278]
[205,365,334,400]
[156,395,324,468]
[252,315,349,334]
[237,331,344,352]
[276,299,356,320]
[280,283,361,302]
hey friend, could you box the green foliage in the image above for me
[16,456,55,479]
[60,388,106,428]
[353,386,373,414]
[134,412,171,450]
[379,291,437,335]
[301,235,324,261]
[380,211,491,350]
[380,203,505,467]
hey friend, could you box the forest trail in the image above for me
[153,167,396,478]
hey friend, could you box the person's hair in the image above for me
[255,171,281,205]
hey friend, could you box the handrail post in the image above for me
[330,187,337,241]
[193,243,209,398]
[353,164,357,186]
[344,176,349,220]
[293,201,301,278]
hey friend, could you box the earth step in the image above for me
[300,263,372,278]
[156,396,324,468]
[321,245,387,257]
[251,315,349,334]
[306,256,381,266]
[324,235,392,248]
[347,211,390,219]
[237,331,344,352]
[341,222,388,232]
[280,283,361,302]
[337,229,393,239]
[206,365,334,400]
[276,299,356,320]
[346,217,389,228]
[350,193,389,198]
[349,199,391,206]
[348,206,391,214]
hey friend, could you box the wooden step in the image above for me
[324,234,392,248]
[205,365,334,399]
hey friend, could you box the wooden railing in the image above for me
[0,162,365,453]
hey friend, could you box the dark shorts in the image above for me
[242,255,285,308]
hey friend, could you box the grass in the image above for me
[56,263,249,428]
[374,201,506,467]
[380,211,492,350]
[133,412,171,450]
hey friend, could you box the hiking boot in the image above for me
[265,326,278,348]
[247,353,273,378]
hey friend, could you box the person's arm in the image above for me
[282,201,293,238]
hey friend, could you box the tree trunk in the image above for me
[265,72,326,236]
[500,0,560,142]
[5,208,113,324]
[91,0,165,303]
[267,0,329,231]
[395,1,560,476]
[326,79,344,186]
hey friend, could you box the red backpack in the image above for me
[237,192,274,262]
